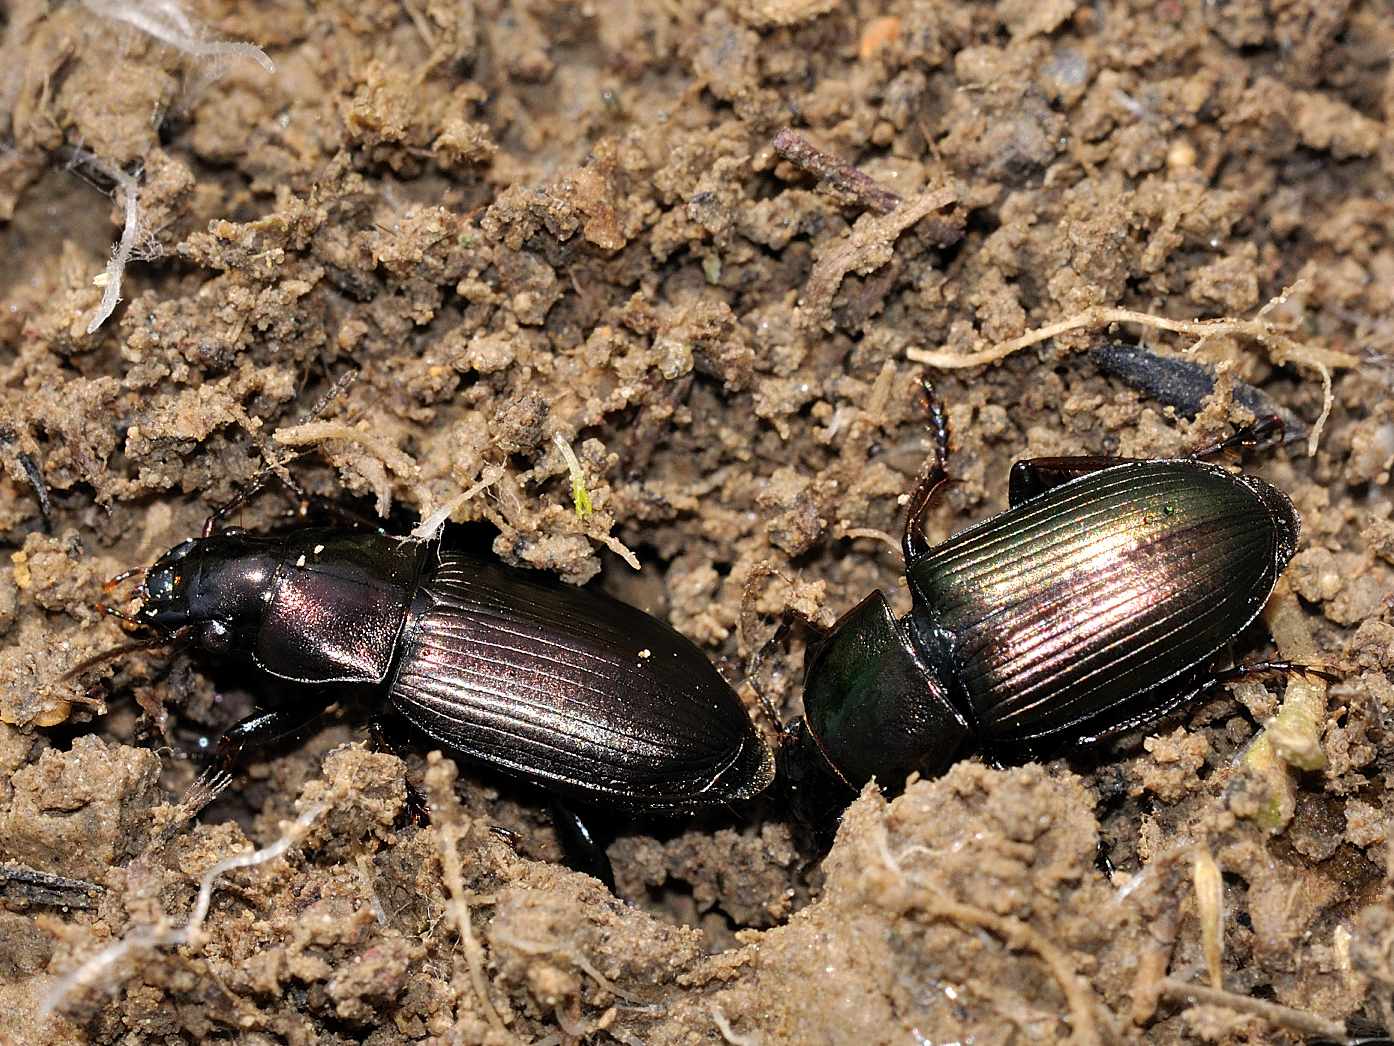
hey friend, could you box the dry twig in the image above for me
[772,128,902,214]
[40,801,326,1021]
[1192,849,1224,990]
[424,753,513,1041]
[908,292,1358,454]
[800,187,958,331]
[1159,977,1346,1038]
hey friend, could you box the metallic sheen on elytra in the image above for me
[909,460,1297,750]
[782,402,1301,825]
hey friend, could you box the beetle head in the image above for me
[138,534,279,653]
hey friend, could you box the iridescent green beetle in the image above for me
[781,387,1310,823]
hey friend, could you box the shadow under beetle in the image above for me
[77,486,775,884]
[778,386,1309,827]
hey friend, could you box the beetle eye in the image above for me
[144,566,175,603]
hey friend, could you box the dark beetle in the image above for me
[780,392,1303,825]
[112,525,774,827]
[1089,343,1306,442]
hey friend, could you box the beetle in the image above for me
[778,386,1311,826]
[1089,343,1305,443]
[75,501,775,883]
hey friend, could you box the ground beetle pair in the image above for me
[73,382,1303,877]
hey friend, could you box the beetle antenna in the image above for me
[94,568,150,631]
[60,627,193,681]
[744,619,794,734]
[103,567,146,591]
[96,602,143,627]
[902,378,953,563]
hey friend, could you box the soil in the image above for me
[1,1,1393,1043]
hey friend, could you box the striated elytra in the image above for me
[81,392,1303,874]
[780,391,1302,826]
[130,527,774,816]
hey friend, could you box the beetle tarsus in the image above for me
[401,780,431,826]
[488,824,522,847]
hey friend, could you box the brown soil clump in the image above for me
[2,1,1393,1042]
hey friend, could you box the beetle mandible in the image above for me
[778,385,1312,825]
[77,487,775,878]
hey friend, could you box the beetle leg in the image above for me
[745,614,830,735]
[778,715,856,836]
[202,474,276,536]
[268,467,381,529]
[258,462,383,530]
[1007,457,1133,507]
[1005,416,1285,509]
[740,563,830,735]
[550,801,616,892]
[16,450,52,532]
[1188,415,1284,461]
[902,380,952,562]
[1213,659,1342,685]
[0,429,53,532]
[201,453,323,536]
[213,699,334,768]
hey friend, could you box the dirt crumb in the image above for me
[2,0,1392,1041]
